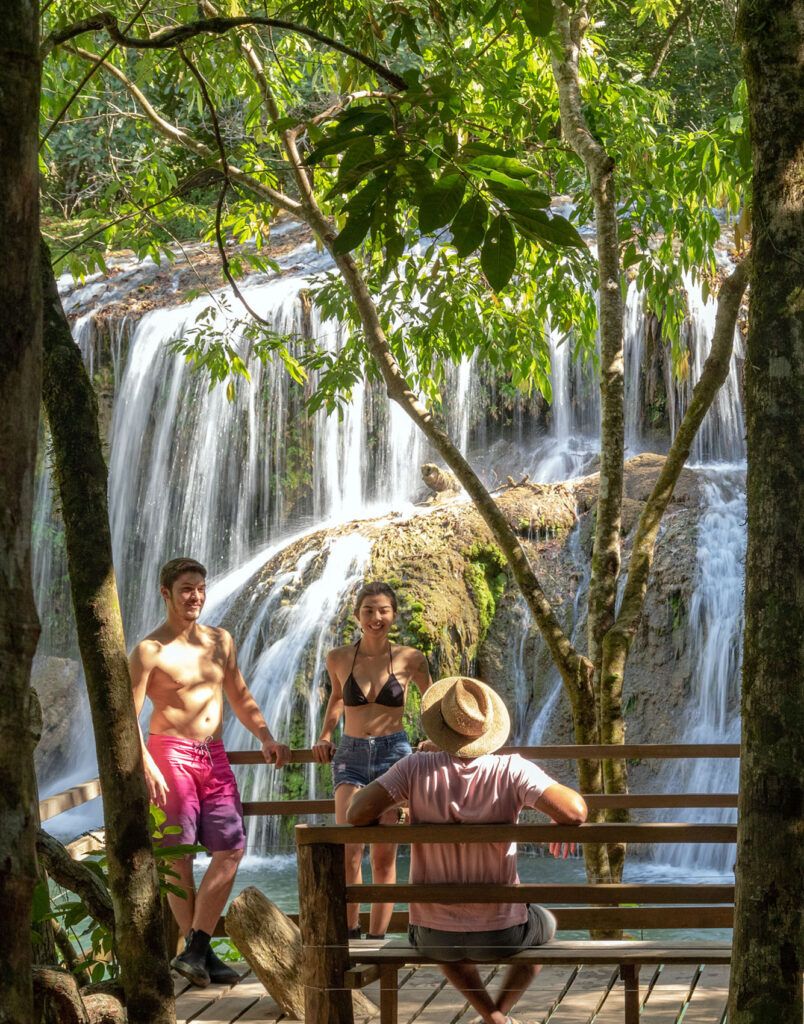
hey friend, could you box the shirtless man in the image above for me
[130,557,290,988]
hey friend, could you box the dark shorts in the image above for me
[331,730,412,791]
[147,734,246,852]
[409,903,557,961]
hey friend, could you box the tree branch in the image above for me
[64,45,302,217]
[36,829,116,934]
[647,1,694,80]
[43,13,408,90]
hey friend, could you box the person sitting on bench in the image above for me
[347,675,587,1024]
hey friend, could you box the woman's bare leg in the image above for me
[367,805,401,934]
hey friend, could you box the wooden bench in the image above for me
[41,743,739,1022]
[294,745,739,1024]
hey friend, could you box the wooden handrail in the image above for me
[38,743,742,821]
[227,742,741,765]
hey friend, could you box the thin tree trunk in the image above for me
[729,2,804,1021]
[0,2,42,1021]
[599,256,749,879]
[39,242,176,1024]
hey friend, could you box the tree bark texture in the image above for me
[225,885,376,1021]
[32,969,126,1024]
[36,828,116,934]
[0,2,42,1022]
[39,244,175,1024]
[729,2,804,1022]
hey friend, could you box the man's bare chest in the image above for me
[149,641,226,693]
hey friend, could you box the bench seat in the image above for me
[346,937,732,969]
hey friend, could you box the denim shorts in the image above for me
[409,903,557,962]
[331,730,412,791]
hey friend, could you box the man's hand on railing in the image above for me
[262,737,292,768]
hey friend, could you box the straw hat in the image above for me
[421,676,510,757]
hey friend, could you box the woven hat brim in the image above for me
[421,676,511,757]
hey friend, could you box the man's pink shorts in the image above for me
[147,734,246,852]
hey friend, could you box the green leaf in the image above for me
[466,154,540,179]
[32,880,51,923]
[522,0,554,37]
[333,210,373,254]
[450,194,488,257]
[509,209,587,248]
[418,175,467,234]
[481,215,516,291]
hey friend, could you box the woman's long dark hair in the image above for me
[354,581,398,615]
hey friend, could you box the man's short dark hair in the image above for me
[159,557,207,591]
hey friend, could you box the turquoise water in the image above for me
[207,849,733,944]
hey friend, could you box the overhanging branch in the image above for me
[43,13,408,91]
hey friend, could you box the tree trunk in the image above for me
[728,2,804,1022]
[39,243,176,1024]
[0,3,42,1022]
[225,886,377,1021]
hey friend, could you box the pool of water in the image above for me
[202,848,732,944]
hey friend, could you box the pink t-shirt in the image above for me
[378,751,555,931]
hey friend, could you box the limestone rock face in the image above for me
[31,656,88,783]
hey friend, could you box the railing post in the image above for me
[620,964,640,1024]
[297,832,354,1024]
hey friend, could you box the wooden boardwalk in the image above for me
[173,961,729,1023]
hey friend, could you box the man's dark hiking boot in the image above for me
[347,925,361,940]
[206,946,239,985]
[171,928,211,987]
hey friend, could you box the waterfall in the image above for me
[213,530,373,849]
[668,273,746,463]
[651,467,745,875]
[35,241,749,867]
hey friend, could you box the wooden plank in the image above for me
[681,964,730,1023]
[638,964,699,1024]
[39,778,102,821]
[347,883,734,905]
[243,799,334,816]
[296,822,738,845]
[554,906,733,929]
[348,940,732,968]
[584,793,737,808]
[191,976,263,1022]
[228,744,741,765]
[234,992,288,1022]
[539,965,621,1024]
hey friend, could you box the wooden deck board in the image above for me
[171,961,732,1023]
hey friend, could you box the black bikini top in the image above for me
[342,639,405,708]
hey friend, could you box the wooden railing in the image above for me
[38,743,740,822]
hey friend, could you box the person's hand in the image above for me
[143,749,169,807]
[312,739,336,763]
[416,739,439,752]
[262,737,291,768]
[547,819,577,859]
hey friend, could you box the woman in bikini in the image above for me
[312,581,432,938]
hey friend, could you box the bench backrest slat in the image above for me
[346,883,735,904]
[295,822,737,844]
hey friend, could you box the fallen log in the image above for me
[225,886,377,1021]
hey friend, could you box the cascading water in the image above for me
[650,467,745,875]
[35,240,749,873]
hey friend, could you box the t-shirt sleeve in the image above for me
[514,756,557,808]
[375,754,412,805]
